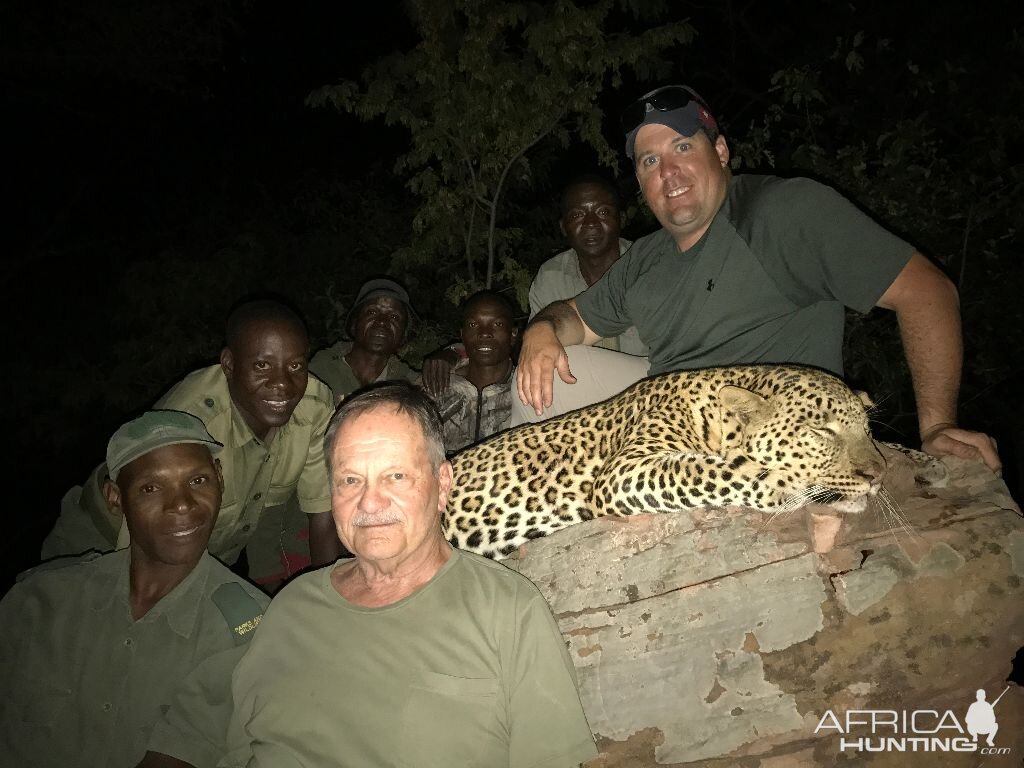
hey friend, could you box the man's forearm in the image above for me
[880,252,1000,471]
[898,304,962,439]
[528,300,587,346]
[891,269,963,437]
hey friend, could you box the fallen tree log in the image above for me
[503,455,1024,767]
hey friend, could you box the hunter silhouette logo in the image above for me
[814,684,1013,755]
[965,686,1007,748]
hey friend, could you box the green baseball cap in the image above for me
[107,410,223,481]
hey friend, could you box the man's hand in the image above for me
[421,346,461,396]
[921,423,1001,475]
[516,321,577,416]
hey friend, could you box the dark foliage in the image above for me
[7,0,1021,587]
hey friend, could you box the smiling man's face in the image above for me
[107,443,224,568]
[221,316,309,440]
[461,295,516,368]
[634,123,730,251]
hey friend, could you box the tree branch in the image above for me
[485,113,564,286]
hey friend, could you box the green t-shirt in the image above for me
[0,550,268,768]
[575,175,913,376]
[221,548,597,768]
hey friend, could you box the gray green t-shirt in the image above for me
[221,548,597,768]
[529,241,648,356]
[575,175,913,376]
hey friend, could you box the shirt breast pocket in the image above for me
[399,671,504,768]
[265,484,295,507]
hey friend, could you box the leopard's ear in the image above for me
[719,385,770,426]
[708,385,770,453]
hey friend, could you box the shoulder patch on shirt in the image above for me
[212,582,264,645]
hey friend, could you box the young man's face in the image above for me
[560,182,623,260]
[634,124,730,251]
[106,443,224,568]
[221,318,309,441]
[461,297,517,367]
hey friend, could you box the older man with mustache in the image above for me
[220,383,597,767]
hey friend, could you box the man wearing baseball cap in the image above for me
[310,276,418,402]
[515,84,999,473]
[1,410,269,767]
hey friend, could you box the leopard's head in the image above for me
[710,375,884,511]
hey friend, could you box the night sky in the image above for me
[6,0,1021,586]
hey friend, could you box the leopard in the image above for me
[443,364,942,558]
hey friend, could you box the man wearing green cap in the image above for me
[309,277,418,401]
[1,410,268,768]
[516,84,1000,474]
[42,299,342,588]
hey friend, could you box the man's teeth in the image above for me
[667,186,690,198]
[172,526,200,537]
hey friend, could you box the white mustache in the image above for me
[351,510,403,527]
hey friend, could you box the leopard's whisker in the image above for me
[758,486,816,532]
[876,488,921,543]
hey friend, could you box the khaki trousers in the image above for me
[511,345,650,426]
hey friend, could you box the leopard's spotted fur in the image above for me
[443,364,907,558]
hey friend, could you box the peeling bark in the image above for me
[503,457,1024,766]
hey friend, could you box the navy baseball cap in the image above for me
[622,85,719,160]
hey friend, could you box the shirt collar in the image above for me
[89,548,131,612]
[90,550,212,638]
[160,554,211,638]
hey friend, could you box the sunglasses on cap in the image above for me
[619,85,712,135]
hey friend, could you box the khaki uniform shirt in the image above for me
[529,240,648,356]
[309,339,416,401]
[43,365,334,566]
[0,550,268,768]
[220,549,597,768]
